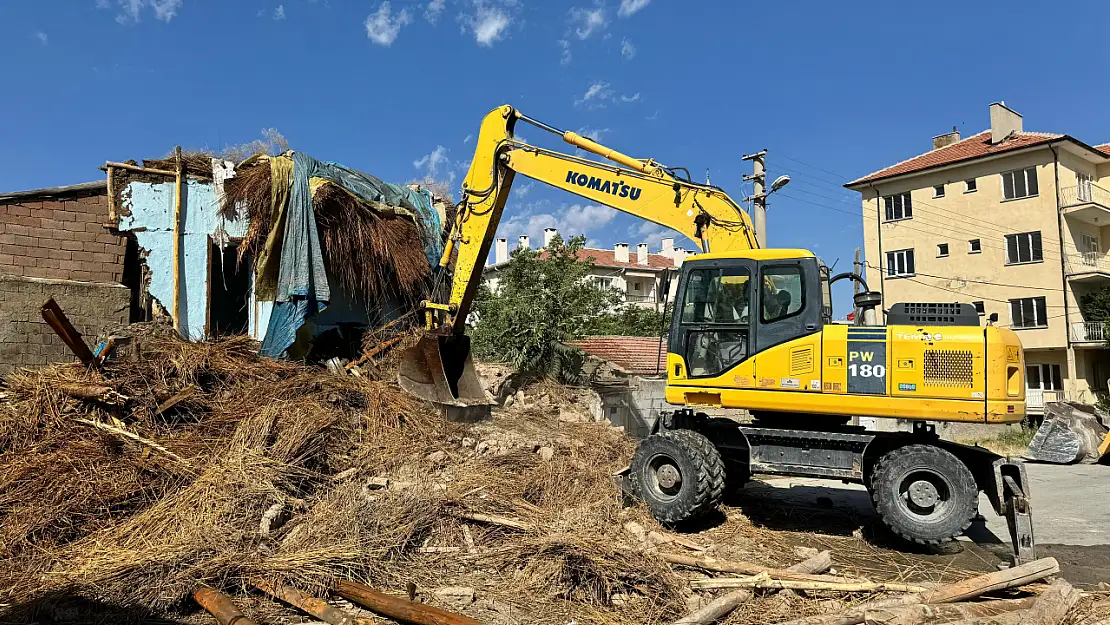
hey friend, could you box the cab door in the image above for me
[752,259,824,391]
[668,259,755,384]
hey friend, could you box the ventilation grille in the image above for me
[790,347,814,375]
[887,302,980,327]
[923,350,974,388]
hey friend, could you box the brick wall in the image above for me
[0,190,125,283]
[0,186,132,376]
[0,275,130,376]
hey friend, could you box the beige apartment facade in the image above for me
[847,103,1110,413]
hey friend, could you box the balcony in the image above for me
[1070,321,1110,345]
[1025,388,1062,415]
[1061,184,1110,226]
[1064,252,1110,283]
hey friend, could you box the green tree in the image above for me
[470,234,621,383]
[1080,286,1110,322]
[584,303,672,337]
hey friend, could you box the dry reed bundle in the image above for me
[143,151,215,178]
[220,161,273,262]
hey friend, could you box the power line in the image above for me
[863,262,1063,293]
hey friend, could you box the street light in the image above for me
[770,175,791,194]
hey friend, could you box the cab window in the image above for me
[679,267,750,378]
[761,265,804,323]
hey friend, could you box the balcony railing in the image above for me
[1061,183,1110,209]
[1071,321,1110,343]
[1064,252,1110,277]
[1025,388,1062,415]
[624,293,657,303]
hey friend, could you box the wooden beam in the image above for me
[193,587,259,625]
[335,580,485,625]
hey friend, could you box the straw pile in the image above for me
[220,159,431,304]
[2,334,1105,624]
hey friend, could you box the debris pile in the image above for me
[0,333,1106,624]
[1026,401,1110,464]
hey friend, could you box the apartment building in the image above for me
[483,228,687,310]
[846,102,1110,413]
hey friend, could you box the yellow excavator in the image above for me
[400,104,1035,563]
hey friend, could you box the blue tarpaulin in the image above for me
[258,152,443,357]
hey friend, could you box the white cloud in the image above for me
[633,221,681,248]
[365,2,412,46]
[618,0,650,17]
[463,133,474,144]
[500,203,617,245]
[576,126,610,142]
[110,0,183,23]
[273,4,286,20]
[569,6,607,40]
[414,145,451,180]
[557,39,572,66]
[620,37,635,59]
[574,80,614,107]
[424,0,446,23]
[620,92,641,102]
[35,31,48,45]
[465,4,511,46]
[513,182,534,198]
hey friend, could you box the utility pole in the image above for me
[853,247,861,325]
[742,150,767,247]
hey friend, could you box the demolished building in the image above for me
[0,150,449,372]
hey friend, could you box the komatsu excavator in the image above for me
[399,104,1036,563]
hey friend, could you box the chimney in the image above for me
[519,235,530,250]
[543,227,557,247]
[932,126,960,150]
[494,238,507,264]
[673,247,686,266]
[614,242,629,263]
[637,243,649,265]
[661,237,674,258]
[990,102,1022,144]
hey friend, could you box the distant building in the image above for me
[846,102,1110,412]
[483,227,688,310]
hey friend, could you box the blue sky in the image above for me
[3,0,1110,314]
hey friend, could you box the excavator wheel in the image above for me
[630,429,726,525]
[870,444,978,545]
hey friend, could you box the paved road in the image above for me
[742,462,1110,584]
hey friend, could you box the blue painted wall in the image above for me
[118,179,248,341]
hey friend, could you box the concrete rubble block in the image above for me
[1026,401,1109,464]
[433,586,475,604]
[536,446,555,461]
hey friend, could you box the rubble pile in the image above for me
[0,333,1106,624]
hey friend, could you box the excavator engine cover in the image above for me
[399,334,491,421]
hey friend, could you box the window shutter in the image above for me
[1035,297,1047,325]
[886,251,895,276]
[904,194,912,218]
[1032,232,1043,261]
[884,196,894,220]
[906,250,915,274]
[1027,167,1039,196]
[1010,299,1021,327]
[1006,235,1018,264]
[1003,172,1015,200]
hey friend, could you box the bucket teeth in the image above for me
[398,335,491,408]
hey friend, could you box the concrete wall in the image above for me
[0,275,129,376]
[118,179,248,341]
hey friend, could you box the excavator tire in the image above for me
[870,444,978,545]
[631,429,726,525]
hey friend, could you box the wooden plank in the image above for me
[193,587,259,625]
[335,579,486,625]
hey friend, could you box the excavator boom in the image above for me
[399,104,758,409]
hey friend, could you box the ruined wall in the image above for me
[0,188,131,375]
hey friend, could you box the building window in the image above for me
[969,239,981,253]
[1026,363,1062,391]
[1005,231,1042,264]
[1001,166,1039,200]
[972,301,985,315]
[886,249,915,277]
[965,178,977,193]
[933,184,945,198]
[1009,296,1047,328]
[937,243,949,257]
[883,192,912,221]
[594,277,613,290]
[1077,171,1093,202]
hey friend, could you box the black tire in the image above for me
[630,429,726,524]
[870,444,978,545]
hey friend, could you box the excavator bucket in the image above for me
[398,334,492,421]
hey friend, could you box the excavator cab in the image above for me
[668,251,823,381]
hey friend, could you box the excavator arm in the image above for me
[400,104,758,411]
